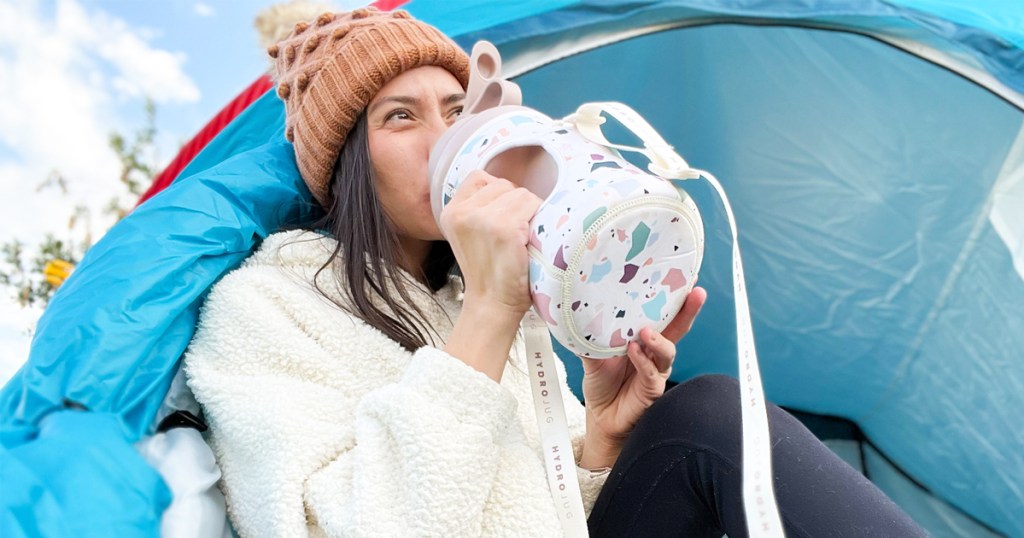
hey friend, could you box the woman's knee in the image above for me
[635,375,830,463]
[631,374,743,451]
[651,374,740,422]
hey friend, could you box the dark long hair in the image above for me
[308,113,457,352]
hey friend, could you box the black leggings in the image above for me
[587,375,926,537]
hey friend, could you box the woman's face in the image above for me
[366,66,465,247]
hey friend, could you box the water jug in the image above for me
[429,41,704,359]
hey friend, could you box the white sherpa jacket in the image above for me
[184,230,608,537]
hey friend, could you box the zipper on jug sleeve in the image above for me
[561,195,696,355]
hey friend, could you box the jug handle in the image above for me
[464,41,522,114]
[564,102,701,180]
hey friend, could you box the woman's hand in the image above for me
[440,170,542,382]
[440,170,542,315]
[579,287,707,469]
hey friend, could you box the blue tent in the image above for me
[2,1,1021,536]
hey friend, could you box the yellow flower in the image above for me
[43,259,75,288]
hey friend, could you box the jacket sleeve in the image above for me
[184,265,560,537]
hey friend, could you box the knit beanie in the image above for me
[270,7,470,206]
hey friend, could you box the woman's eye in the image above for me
[385,109,412,122]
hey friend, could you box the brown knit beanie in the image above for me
[269,7,470,206]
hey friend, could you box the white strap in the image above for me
[564,102,701,180]
[696,170,786,538]
[523,309,589,537]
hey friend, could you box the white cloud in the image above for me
[194,2,216,18]
[56,0,201,104]
[0,0,120,243]
[0,0,201,382]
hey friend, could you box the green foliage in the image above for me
[0,235,78,308]
[107,98,154,219]
[0,98,160,308]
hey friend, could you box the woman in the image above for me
[184,7,925,537]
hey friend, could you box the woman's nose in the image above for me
[425,115,450,146]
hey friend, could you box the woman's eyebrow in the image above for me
[368,93,466,114]
[443,93,466,105]
[368,96,418,115]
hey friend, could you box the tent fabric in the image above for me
[503,22,1022,536]
[1,1,1021,536]
[445,0,1024,94]
[991,124,1024,280]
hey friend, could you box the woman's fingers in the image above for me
[448,172,539,221]
[640,327,676,374]
[624,288,704,382]
[463,175,517,206]
[490,187,543,223]
[452,170,518,204]
[443,173,513,233]
[661,286,707,344]
[625,341,657,379]
[445,172,541,246]
[622,328,676,383]
[466,174,541,219]
[448,169,492,203]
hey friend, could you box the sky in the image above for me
[0,0,367,384]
